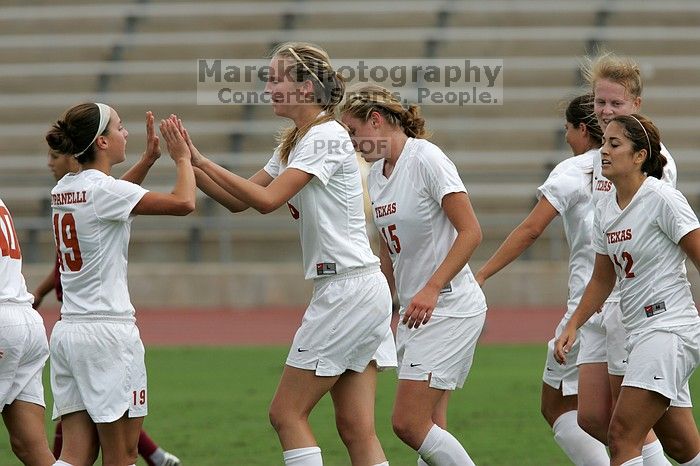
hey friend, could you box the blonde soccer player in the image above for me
[340,84,486,466]
[475,94,610,465]
[0,197,55,466]
[575,52,678,466]
[555,114,700,466]
[45,104,195,466]
[180,42,395,466]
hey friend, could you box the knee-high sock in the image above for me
[620,457,644,466]
[642,439,671,466]
[417,424,475,466]
[552,411,609,466]
[283,447,323,466]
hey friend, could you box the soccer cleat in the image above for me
[158,451,181,466]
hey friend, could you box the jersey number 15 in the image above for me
[381,224,402,254]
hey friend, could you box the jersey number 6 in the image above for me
[53,213,83,272]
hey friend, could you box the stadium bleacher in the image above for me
[2,0,699,306]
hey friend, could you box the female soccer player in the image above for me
[181,42,394,466]
[35,113,181,466]
[45,104,195,466]
[0,197,54,466]
[340,84,486,466]
[577,52,677,466]
[475,94,610,465]
[555,114,700,466]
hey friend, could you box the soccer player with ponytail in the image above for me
[45,104,195,466]
[342,84,486,466]
[181,42,395,466]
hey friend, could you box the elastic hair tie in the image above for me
[74,103,111,158]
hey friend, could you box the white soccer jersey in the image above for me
[51,169,147,320]
[593,177,700,334]
[593,143,677,302]
[537,149,598,319]
[367,138,486,318]
[0,198,33,305]
[264,120,379,280]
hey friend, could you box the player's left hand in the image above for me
[141,111,161,165]
[402,285,439,329]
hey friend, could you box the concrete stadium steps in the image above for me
[0,47,111,64]
[2,0,700,272]
[0,17,127,35]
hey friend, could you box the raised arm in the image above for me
[121,111,161,185]
[131,117,195,216]
[403,192,482,328]
[194,167,273,213]
[475,196,559,286]
[554,253,616,363]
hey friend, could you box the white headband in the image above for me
[628,114,652,159]
[74,102,111,158]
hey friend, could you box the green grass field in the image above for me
[1,344,698,465]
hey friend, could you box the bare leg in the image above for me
[331,362,386,465]
[268,365,339,451]
[577,363,613,444]
[2,400,55,466]
[95,413,143,466]
[55,411,99,466]
[653,406,700,463]
[392,379,447,450]
[540,382,577,427]
[608,387,668,466]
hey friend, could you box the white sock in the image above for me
[418,458,430,466]
[372,462,389,466]
[283,446,323,466]
[642,439,671,466]
[680,451,700,466]
[150,447,166,465]
[620,457,644,466]
[552,411,609,466]
[53,462,73,466]
[417,424,475,466]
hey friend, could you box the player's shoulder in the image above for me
[642,176,679,202]
[404,139,454,174]
[306,119,348,140]
[552,149,596,176]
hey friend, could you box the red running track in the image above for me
[38,307,563,346]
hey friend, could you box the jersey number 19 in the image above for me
[53,213,83,272]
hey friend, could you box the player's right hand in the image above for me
[159,115,191,163]
[554,324,577,364]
